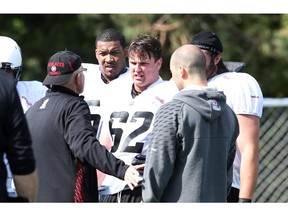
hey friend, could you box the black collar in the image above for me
[131,84,142,99]
[101,67,128,84]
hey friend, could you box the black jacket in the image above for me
[0,71,35,201]
[25,86,129,202]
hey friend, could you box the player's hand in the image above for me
[124,164,145,190]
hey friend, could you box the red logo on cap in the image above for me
[48,62,65,75]
[48,62,64,67]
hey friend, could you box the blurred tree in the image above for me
[0,14,286,97]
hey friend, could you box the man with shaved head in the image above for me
[142,44,239,202]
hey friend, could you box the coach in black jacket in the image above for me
[25,50,142,202]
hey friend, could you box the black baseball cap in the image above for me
[189,31,223,54]
[43,50,82,86]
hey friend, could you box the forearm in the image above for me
[13,170,38,202]
[237,114,260,200]
[239,150,259,199]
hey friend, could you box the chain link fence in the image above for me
[254,98,288,202]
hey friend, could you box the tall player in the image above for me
[98,34,178,202]
[0,36,47,198]
[190,31,263,202]
[81,29,130,136]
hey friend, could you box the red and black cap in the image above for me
[43,50,82,86]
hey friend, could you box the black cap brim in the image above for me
[43,73,73,86]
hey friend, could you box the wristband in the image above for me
[238,198,252,203]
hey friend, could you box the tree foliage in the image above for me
[0,14,287,97]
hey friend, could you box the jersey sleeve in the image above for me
[227,73,263,117]
[208,72,263,118]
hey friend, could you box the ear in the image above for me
[95,49,98,60]
[214,53,222,65]
[75,72,81,85]
[180,66,188,79]
[156,58,163,71]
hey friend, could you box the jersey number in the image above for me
[109,111,154,153]
[90,114,101,132]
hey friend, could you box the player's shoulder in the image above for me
[153,79,178,90]
[210,72,259,85]
[82,63,99,70]
[215,71,255,79]
[17,80,47,90]
[142,79,179,104]
[151,79,179,95]
[109,70,132,88]
[82,63,100,76]
[236,72,260,84]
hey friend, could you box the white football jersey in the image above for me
[16,80,48,112]
[6,80,47,197]
[99,78,179,195]
[208,72,263,189]
[81,63,130,137]
[81,63,130,104]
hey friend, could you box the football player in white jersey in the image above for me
[0,36,47,198]
[0,36,47,112]
[81,29,130,136]
[190,31,263,202]
[16,80,48,113]
[98,35,178,202]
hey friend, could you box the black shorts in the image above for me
[227,187,239,202]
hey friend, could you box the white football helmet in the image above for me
[0,36,22,81]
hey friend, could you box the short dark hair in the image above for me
[128,34,162,61]
[95,28,126,49]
